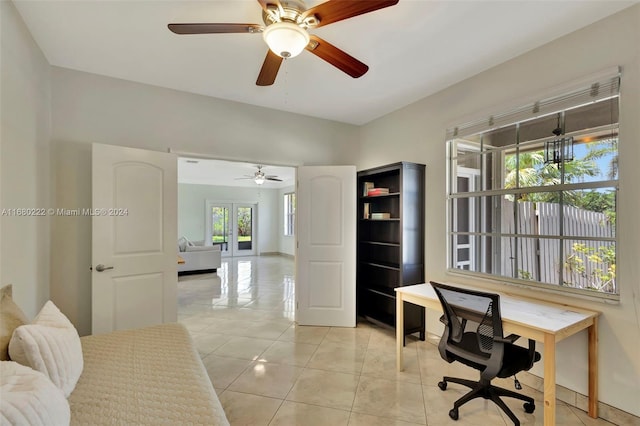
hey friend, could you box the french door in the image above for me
[205,201,257,257]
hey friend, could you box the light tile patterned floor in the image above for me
[178,256,615,426]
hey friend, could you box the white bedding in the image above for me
[0,361,70,426]
[9,301,83,397]
[69,323,229,425]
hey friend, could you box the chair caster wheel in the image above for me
[438,381,447,391]
[449,408,459,420]
[524,402,535,413]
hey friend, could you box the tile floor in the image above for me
[178,256,615,426]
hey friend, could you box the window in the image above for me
[284,192,295,236]
[447,72,619,299]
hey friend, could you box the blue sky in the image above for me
[573,140,617,182]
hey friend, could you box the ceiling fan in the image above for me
[236,165,283,185]
[168,0,399,86]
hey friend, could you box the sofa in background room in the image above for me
[178,237,222,274]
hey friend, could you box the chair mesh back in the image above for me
[431,282,503,356]
[477,301,494,352]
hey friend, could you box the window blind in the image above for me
[446,68,621,140]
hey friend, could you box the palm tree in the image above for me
[504,148,600,203]
[504,151,558,190]
[582,138,618,180]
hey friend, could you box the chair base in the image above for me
[439,376,535,426]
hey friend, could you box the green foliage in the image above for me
[518,270,533,280]
[504,150,599,202]
[211,207,228,241]
[504,142,617,294]
[564,243,616,293]
[210,207,253,242]
[582,139,618,180]
[504,151,557,193]
[237,208,252,237]
[504,145,616,223]
[572,191,616,224]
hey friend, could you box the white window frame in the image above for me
[284,192,295,236]
[452,167,480,271]
[446,73,620,302]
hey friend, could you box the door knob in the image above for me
[95,264,114,272]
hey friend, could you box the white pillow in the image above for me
[178,236,189,252]
[0,361,70,425]
[8,301,83,398]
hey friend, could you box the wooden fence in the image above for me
[501,199,615,291]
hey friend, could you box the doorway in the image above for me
[205,201,257,257]
[453,167,480,271]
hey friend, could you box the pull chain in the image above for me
[283,59,289,109]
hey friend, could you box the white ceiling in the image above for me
[178,157,296,188]
[13,0,635,125]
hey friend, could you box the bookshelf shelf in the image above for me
[357,162,426,342]
[360,192,401,199]
[360,261,400,271]
[360,241,401,247]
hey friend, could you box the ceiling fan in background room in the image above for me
[236,165,284,185]
[168,0,399,86]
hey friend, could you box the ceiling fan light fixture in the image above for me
[254,175,266,185]
[263,22,309,58]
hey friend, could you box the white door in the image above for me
[296,166,356,327]
[453,167,480,271]
[92,143,177,334]
[205,201,257,257]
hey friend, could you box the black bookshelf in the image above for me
[357,162,426,341]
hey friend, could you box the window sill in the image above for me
[446,269,620,305]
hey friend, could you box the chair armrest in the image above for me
[504,334,520,343]
[496,334,520,344]
[529,338,541,364]
[520,338,542,370]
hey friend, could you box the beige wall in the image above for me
[0,1,51,318]
[178,183,280,254]
[352,5,640,417]
[3,0,639,416]
[50,68,359,335]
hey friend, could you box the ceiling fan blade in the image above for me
[168,23,263,34]
[301,0,399,28]
[256,50,283,86]
[305,35,368,78]
[266,177,283,182]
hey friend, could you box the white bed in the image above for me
[69,323,229,425]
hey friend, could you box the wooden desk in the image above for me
[395,283,600,426]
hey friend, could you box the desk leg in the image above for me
[588,320,599,418]
[396,295,404,372]
[543,334,556,426]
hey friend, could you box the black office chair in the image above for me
[430,281,541,426]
